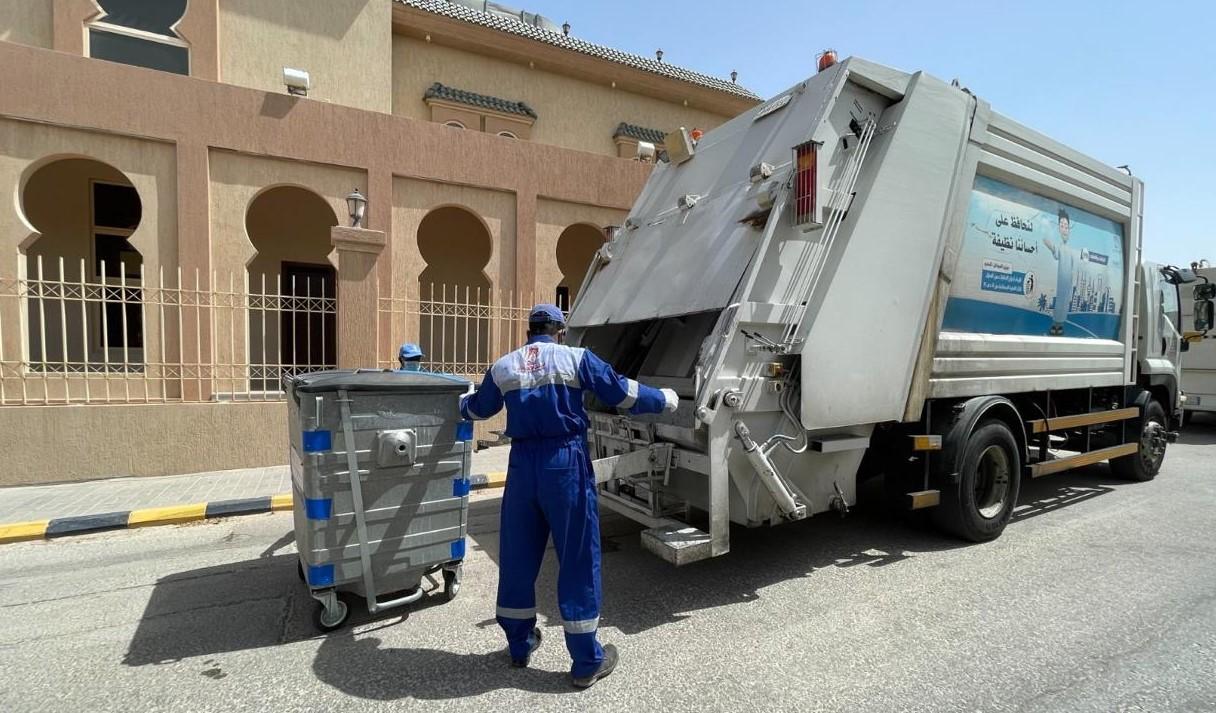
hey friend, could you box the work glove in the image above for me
[660,388,680,413]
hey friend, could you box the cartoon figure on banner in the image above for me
[1041,208,1076,335]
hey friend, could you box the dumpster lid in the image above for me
[288,369,471,394]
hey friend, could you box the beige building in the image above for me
[0,0,758,484]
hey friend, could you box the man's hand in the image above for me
[660,388,680,413]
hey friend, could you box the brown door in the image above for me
[280,262,336,379]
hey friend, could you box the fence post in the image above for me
[331,226,386,370]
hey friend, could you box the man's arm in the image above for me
[1042,236,1058,258]
[577,350,678,415]
[460,368,504,421]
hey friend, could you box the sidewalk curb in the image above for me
[0,471,507,545]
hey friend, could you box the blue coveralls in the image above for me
[460,334,667,677]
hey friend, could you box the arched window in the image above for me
[88,0,189,75]
[497,131,518,139]
[555,224,605,310]
[417,206,492,374]
[443,121,466,130]
[246,186,338,391]
[22,158,145,373]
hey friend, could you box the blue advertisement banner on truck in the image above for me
[942,175,1125,339]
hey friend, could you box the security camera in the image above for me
[283,67,310,96]
[636,141,656,163]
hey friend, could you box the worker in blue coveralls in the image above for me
[397,343,423,371]
[460,304,678,688]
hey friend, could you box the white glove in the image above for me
[660,388,680,413]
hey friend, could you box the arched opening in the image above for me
[443,121,466,130]
[417,205,492,373]
[555,223,605,312]
[21,157,144,373]
[245,186,338,391]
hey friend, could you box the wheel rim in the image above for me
[974,444,1012,519]
[320,600,347,628]
[1139,419,1167,471]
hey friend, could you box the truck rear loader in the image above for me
[568,56,1214,564]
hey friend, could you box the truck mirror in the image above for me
[1161,265,1198,285]
[1195,283,1216,301]
[1196,300,1215,332]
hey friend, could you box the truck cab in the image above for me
[1180,264,1216,421]
[1137,262,1187,426]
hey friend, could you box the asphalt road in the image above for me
[3,428,1216,713]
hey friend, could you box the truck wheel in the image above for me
[933,419,1021,542]
[1110,400,1167,482]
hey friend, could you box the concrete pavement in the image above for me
[1,431,1215,712]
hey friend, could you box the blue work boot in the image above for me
[510,627,543,668]
[572,644,618,689]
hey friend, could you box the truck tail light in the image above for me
[793,140,820,226]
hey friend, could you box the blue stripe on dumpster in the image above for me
[307,563,335,587]
[456,421,474,442]
[452,478,471,497]
[304,498,333,520]
[302,430,332,453]
[450,538,466,560]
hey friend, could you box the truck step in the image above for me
[641,525,713,566]
[1026,407,1139,434]
[1028,442,1138,478]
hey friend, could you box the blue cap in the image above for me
[398,343,423,360]
[528,303,565,325]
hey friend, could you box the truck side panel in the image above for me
[921,110,1139,403]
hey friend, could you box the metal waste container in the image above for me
[285,369,473,631]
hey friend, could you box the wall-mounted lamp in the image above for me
[283,67,310,96]
[346,188,367,228]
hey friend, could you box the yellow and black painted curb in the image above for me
[0,470,507,545]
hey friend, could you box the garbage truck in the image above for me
[1181,262,1216,423]
[567,56,1214,565]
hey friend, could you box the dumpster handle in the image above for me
[339,390,424,615]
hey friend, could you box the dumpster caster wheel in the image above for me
[315,598,349,632]
[444,568,461,601]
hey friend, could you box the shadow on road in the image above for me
[1178,416,1216,445]
[123,461,1135,701]
[312,629,578,699]
[122,552,311,667]
[1012,463,1120,523]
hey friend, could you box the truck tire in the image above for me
[1110,400,1167,482]
[933,419,1021,542]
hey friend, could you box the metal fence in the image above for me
[0,257,337,406]
[0,258,540,406]
[378,283,535,378]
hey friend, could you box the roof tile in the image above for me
[424,82,538,118]
[613,122,667,144]
[397,0,760,101]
